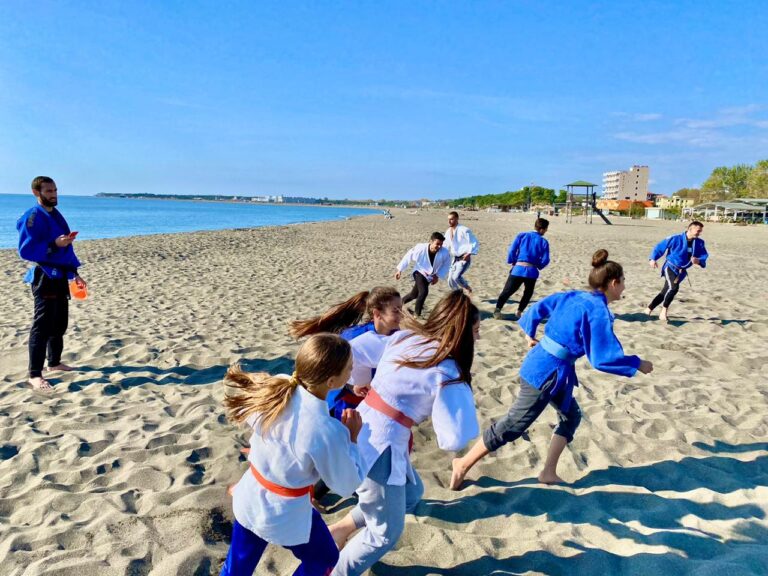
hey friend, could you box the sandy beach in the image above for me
[1,210,767,575]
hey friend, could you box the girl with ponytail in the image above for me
[329,291,480,575]
[450,249,653,490]
[291,287,403,417]
[220,334,366,576]
[291,287,403,507]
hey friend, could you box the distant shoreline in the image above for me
[95,193,384,210]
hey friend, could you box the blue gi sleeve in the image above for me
[518,292,562,338]
[17,210,55,263]
[539,239,550,270]
[650,236,671,261]
[580,308,641,377]
[506,234,521,265]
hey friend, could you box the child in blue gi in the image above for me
[450,249,654,489]
[493,218,550,320]
[220,334,366,575]
[645,221,708,323]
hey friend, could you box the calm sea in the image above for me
[0,195,379,249]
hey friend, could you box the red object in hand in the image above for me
[69,231,79,239]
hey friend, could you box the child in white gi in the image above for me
[291,287,403,504]
[328,291,480,576]
[220,334,366,576]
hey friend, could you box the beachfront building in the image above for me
[684,199,768,223]
[657,195,695,209]
[602,165,650,201]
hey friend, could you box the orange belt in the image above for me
[364,388,415,429]
[249,463,314,498]
[364,388,415,453]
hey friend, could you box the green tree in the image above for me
[746,159,768,198]
[700,164,752,202]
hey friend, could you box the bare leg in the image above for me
[328,512,358,550]
[450,439,490,490]
[28,377,53,391]
[659,307,669,323]
[538,434,568,484]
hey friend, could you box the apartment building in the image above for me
[602,165,650,201]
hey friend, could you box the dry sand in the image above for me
[1,209,767,575]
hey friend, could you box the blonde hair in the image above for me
[223,333,351,432]
[290,287,401,338]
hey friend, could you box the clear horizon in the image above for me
[1,2,766,200]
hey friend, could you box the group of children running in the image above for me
[217,211,715,575]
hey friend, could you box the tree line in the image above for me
[446,186,569,209]
[673,159,767,204]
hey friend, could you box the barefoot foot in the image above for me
[644,307,653,317]
[538,470,565,485]
[47,363,75,372]
[449,457,469,491]
[28,377,53,391]
[659,309,669,324]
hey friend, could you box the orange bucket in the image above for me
[69,279,88,300]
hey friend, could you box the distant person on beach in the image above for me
[291,287,403,504]
[645,221,709,323]
[16,176,87,391]
[450,250,653,490]
[493,218,550,320]
[220,334,365,576]
[328,291,479,576]
[395,232,451,317]
[444,211,479,294]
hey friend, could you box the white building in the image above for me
[602,165,649,201]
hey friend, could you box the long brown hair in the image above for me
[588,249,624,291]
[290,287,400,338]
[223,334,351,433]
[398,290,479,385]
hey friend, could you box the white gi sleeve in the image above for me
[309,421,366,497]
[431,382,478,451]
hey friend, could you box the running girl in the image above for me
[451,249,653,490]
[329,291,480,576]
[220,334,365,576]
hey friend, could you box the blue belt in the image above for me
[540,335,577,364]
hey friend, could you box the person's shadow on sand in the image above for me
[389,441,768,575]
[614,312,753,327]
[377,522,768,575]
[58,356,296,394]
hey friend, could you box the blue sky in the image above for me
[1,1,766,200]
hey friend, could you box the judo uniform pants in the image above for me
[28,266,69,378]
[220,510,338,576]
[648,266,682,310]
[332,447,424,576]
[402,272,430,316]
[483,375,582,452]
[448,257,472,291]
[496,275,537,313]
